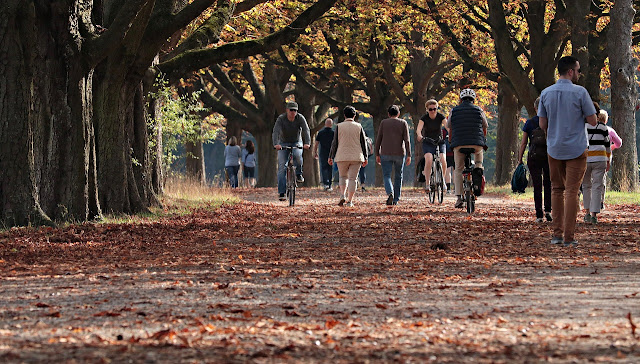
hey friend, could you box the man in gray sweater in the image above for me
[272,102,311,201]
[375,105,411,205]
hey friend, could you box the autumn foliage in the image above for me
[1,188,639,362]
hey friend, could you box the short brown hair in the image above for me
[425,99,438,108]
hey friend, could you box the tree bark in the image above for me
[493,79,521,185]
[608,0,639,191]
[255,131,277,187]
[0,1,100,226]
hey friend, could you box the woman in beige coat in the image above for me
[328,106,369,207]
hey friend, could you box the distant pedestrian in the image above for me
[328,106,369,207]
[313,118,334,191]
[224,136,242,188]
[582,106,611,225]
[518,97,552,223]
[242,140,256,188]
[375,105,411,205]
[355,112,373,191]
[538,56,597,246]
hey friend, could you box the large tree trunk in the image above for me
[493,80,520,185]
[255,131,277,187]
[0,2,100,226]
[608,0,638,191]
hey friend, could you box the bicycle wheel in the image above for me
[287,166,296,206]
[428,167,436,203]
[435,161,444,204]
[289,185,295,206]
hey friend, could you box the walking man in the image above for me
[375,105,411,205]
[538,56,597,246]
[273,101,311,201]
[313,118,334,191]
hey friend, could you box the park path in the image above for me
[1,187,640,363]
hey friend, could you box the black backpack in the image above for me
[528,127,547,161]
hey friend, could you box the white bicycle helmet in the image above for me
[459,88,476,100]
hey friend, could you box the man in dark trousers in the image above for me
[375,105,411,205]
[538,56,597,246]
[313,118,335,191]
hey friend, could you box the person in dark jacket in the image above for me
[446,89,488,208]
[313,118,335,191]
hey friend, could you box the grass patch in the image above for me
[486,184,640,205]
[101,177,240,224]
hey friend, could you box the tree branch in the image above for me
[157,0,338,82]
[83,0,152,67]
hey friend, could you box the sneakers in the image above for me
[338,198,346,206]
[550,236,563,245]
[591,214,598,225]
[545,212,553,222]
[278,193,286,201]
[361,186,366,192]
[386,194,394,205]
[296,175,304,183]
[455,196,464,208]
[563,240,578,247]
[536,217,544,223]
[346,201,354,207]
[425,185,431,193]
[583,213,593,224]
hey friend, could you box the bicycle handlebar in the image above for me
[422,136,444,146]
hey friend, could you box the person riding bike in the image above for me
[446,89,488,208]
[416,99,447,193]
[273,101,311,201]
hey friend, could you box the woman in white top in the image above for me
[328,106,369,207]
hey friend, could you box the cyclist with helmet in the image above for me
[446,88,488,208]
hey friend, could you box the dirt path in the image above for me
[1,187,640,363]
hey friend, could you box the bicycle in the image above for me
[423,137,445,204]
[459,148,477,213]
[279,146,303,206]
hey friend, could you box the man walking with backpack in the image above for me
[538,56,597,246]
[518,97,552,223]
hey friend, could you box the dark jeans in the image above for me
[358,164,366,184]
[225,165,240,188]
[381,155,405,203]
[319,153,332,187]
[527,157,551,218]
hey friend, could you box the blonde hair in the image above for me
[228,136,237,146]
[597,109,608,124]
[425,99,438,108]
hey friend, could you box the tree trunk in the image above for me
[608,0,638,191]
[493,80,520,185]
[255,131,277,187]
[185,140,206,184]
[567,0,591,88]
[0,2,100,226]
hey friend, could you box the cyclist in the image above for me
[273,101,311,201]
[446,89,488,208]
[416,99,447,193]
